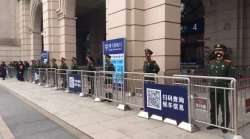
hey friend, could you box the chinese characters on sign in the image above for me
[68,74,81,92]
[103,38,125,84]
[245,98,250,113]
[194,97,208,111]
[144,83,189,123]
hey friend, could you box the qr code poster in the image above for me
[146,88,162,110]
[69,77,75,88]
[144,83,189,123]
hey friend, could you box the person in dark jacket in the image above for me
[0,62,7,80]
[17,61,25,81]
[60,58,68,89]
[104,54,115,100]
[86,56,96,95]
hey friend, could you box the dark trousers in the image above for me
[61,75,67,89]
[210,88,230,127]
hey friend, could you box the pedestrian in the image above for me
[143,48,160,81]
[0,62,7,80]
[24,61,30,81]
[104,54,115,100]
[18,61,25,81]
[206,44,232,133]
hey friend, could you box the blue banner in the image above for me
[144,83,189,123]
[40,51,49,64]
[103,38,125,84]
[103,38,125,54]
[68,74,81,92]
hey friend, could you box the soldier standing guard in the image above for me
[50,58,58,87]
[207,44,232,133]
[50,58,58,69]
[71,57,79,74]
[60,58,68,89]
[143,49,160,81]
[105,54,115,101]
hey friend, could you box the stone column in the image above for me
[42,0,61,61]
[144,0,181,75]
[57,0,76,64]
[19,0,32,61]
[106,0,181,74]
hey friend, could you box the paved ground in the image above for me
[0,79,244,139]
[0,83,90,139]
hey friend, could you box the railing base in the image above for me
[64,89,69,93]
[150,115,163,121]
[164,118,177,125]
[137,111,149,119]
[178,122,199,132]
[224,134,244,139]
[117,104,129,111]
[94,97,101,102]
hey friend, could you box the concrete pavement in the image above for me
[0,84,90,139]
[0,79,235,139]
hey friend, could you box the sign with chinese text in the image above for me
[68,74,81,92]
[40,51,49,64]
[103,38,125,84]
[246,98,250,113]
[144,83,189,123]
[194,97,208,111]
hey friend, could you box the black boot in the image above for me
[206,125,217,130]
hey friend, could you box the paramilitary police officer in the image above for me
[71,57,78,70]
[59,58,68,89]
[104,54,115,100]
[143,49,160,81]
[50,58,58,69]
[207,44,232,133]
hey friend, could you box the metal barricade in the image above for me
[47,68,57,87]
[96,71,123,103]
[30,68,39,84]
[237,77,250,133]
[65,69,82,93]
[81,70,97,97]
[56,69,68,90]
[122,72,157,108]
[38,68,47,86]
[7,67,16,78]
[174,75,237,134]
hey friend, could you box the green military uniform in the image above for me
[59,58,68,89]
[207,44,232,133]
[51,62,58,69]
[143,49,160,81]
[60,62,68,70]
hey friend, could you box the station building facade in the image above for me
[1,0,249,75]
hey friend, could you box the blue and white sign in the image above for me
[68,74,81,92]
[144,83,189,123]
[103,38,125,84]
[40,51,49,64]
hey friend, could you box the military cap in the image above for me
[214,44,226,51]
[61,57,66,61]
[105,54,111,59]
[145,48,153,55]
[72,57,77,62]
[51,58,56,62]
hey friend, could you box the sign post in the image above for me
[102,38,125,84]
[40,51,49,64]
